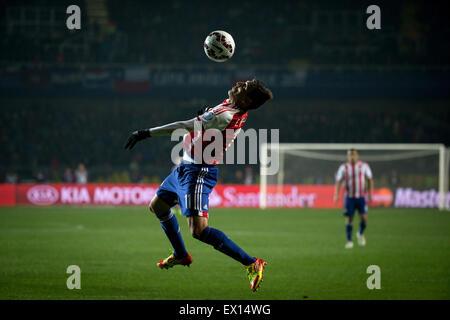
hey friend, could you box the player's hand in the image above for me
[368,194,373,203]
[333,193,339,204]
[124,129,151,150]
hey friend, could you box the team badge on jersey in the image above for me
[202,111,215,121]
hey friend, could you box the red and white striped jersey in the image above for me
[183,99,248,165]
[336,161,373,198]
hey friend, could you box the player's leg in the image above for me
[149,168,191,268]
[345,216,354,248]
[187,214,266,292]
[149,195,192,268]
[187,215,256,266]
[359,213,368,234]
[356,198,368,246]
[186,215,208,238]
[179,164,265,291]
[179,164,256,266]
[344,197,355,248]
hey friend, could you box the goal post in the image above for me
[259,143,449,210]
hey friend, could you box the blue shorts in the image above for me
[156,162,218,217]
[343,197,368,217]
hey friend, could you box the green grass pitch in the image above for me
[0,206,449,300]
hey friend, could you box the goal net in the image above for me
[259,143,450,210]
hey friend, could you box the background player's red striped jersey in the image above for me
[336,161,373,198]
[183,99,248,165]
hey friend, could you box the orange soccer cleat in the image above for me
[246,257,267,292]
[157,252,193,269]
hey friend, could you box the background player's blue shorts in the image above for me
[156,162,218,218]
[343,197,368,217]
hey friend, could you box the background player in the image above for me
[333,149,374,248]
[124,78,273,291]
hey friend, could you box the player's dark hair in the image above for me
[245,78,273,110]
[348,148,357,152]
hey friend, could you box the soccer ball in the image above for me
[203,30,235,62]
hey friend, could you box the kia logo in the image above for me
[27,185,59,205]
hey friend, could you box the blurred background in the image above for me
[0,0,449,186]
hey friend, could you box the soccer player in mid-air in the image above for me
[333,149,374,249]
[124,79,273,291]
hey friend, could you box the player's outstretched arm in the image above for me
[149,118,198,136]
[124,118,198,150]
[334,179,343,204]
[367,178,374,202]
[334,165,345,204]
